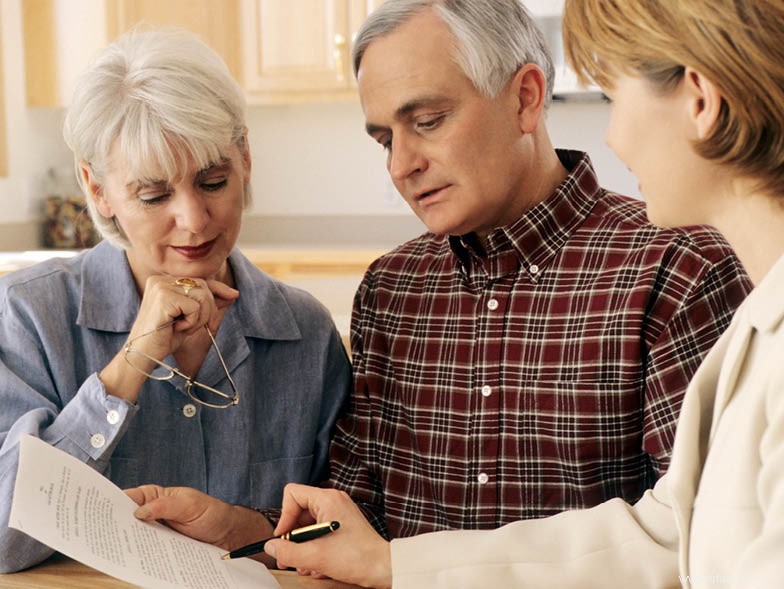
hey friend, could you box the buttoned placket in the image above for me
[472,274,508,523]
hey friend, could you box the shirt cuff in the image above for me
[51,372,138,463]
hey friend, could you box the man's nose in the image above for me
[387,134,427,181]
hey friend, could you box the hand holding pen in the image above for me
[263,484,393,588]
[221,521,340,560]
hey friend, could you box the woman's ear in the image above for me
[510,63,547,134]
[79,161,113,218]
[684,67,722,139]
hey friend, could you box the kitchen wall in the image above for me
[0,0,640,252]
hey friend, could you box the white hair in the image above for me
[62,27,251,248]
[352,0,555,106]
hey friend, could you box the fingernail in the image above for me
[134,507,151,520]
[264,541,277,559]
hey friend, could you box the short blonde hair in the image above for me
[562,0,784,196]
[63,27,251,247]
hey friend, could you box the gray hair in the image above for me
[352,0,555,106]
[62,27,251,248]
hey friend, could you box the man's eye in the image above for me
[416,115,444,131]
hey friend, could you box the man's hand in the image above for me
[125,485,273,552]
[264,483,392,589]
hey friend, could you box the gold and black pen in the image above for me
[221,521,340,560]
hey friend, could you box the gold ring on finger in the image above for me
[175,277,199,296]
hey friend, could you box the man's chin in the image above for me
[417,215,467,237]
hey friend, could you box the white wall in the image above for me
[245,99,640,219]
[246,101,404,217]
[547,101,640,198]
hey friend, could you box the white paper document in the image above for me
[9,435,280,589]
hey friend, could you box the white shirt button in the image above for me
[106,410,120,425]
[477,472,489,485]
[182,404,197,418]
[90,433,106,449]
[529,264,540,275]
[481,385,492,397]
[487,299,499,311]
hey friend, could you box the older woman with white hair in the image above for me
[0,28,350,573]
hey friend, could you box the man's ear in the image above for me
[510,63,547,134]
[683,67,722,139]
[79,161,113,218]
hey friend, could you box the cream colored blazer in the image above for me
[391,254,784,588]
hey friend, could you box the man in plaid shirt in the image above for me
[323,0,751,540]
[125,0,752,562]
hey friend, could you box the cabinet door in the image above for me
[106,0,241,81]
[0,9,7,176]
[22,0,241,107]
[242,0,352,103]
[242,0,385,104]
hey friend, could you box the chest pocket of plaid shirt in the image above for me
[522,378,645,456]
[512,378,650,508]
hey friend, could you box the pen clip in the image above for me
[284,520,340,542]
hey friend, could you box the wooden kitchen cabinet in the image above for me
[241,0,386,104]
[106,0,241,79]
[22,0,240,108]
[0,9,7,176]
[23,0,389,108]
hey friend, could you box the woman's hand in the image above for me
[98,275,238,403]
[264,484,392,589]
[127,276,238,361]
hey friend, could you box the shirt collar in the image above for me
[450,150,601,279]
[77,241,302,341]
[77,241,141,331]
[227,249,302,341]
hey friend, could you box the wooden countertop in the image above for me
[239,248,384,279]
[0,553,361,589]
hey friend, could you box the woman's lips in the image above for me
[172,238,216,260]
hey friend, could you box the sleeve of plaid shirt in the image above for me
[326,269,391,538]
[327,229,751,538]
[635,231,752,475]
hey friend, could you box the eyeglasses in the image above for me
[124,320,239,408]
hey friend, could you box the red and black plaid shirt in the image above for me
[329,150,751,539]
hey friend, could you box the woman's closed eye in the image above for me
[138,191,170,206]
[200,178,228,192]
